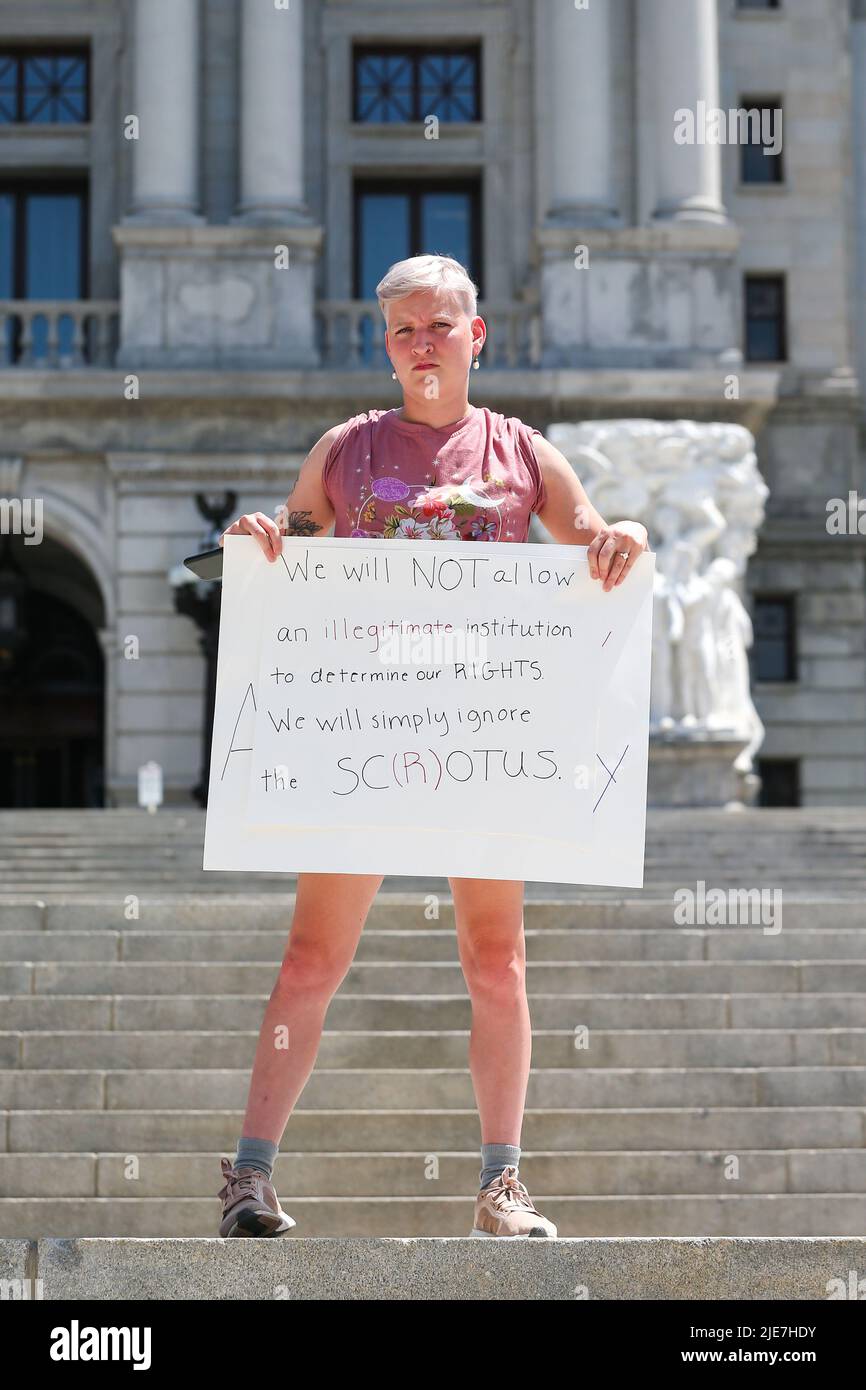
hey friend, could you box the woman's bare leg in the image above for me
[239,871,384,1143]
[449,877,530,1145]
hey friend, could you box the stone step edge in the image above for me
[4,1063,866,1076]
[20,895,663,905]
[5,1103,866,1117]
[5,1195,866,1204]
[4,990,866,1001]
[4,1144,866,1175]
[5,1026,866,1037]
[10,961,866,971]
[3,1146,863,1156]
[9,1159,866,1198]
[2,889,863,902]
[5,929,866,943]
[4,1231,866,1302]
[0,895,857,903]
[13,961,863,975]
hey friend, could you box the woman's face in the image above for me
[385,288,484,398]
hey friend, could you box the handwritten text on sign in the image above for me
[205,535,654,884]
[244,542,605,843]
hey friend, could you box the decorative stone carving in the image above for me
[545,419,770,799]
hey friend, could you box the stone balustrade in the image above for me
[0,300,120,369]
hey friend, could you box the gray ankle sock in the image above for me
[479,1142,521,1191]
[234,1135,279,1180]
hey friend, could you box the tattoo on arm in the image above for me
[281,509,323,537]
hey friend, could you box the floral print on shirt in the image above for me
[348,474,510,541]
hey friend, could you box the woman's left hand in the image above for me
[588,520,649,592]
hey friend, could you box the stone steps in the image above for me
[3,1065,866,1110]
[0,807,864,897]
[2,879,862,900]
[5,881,863,901]
[1,897,864,929]
[1,810,864,1241]
[4,1148,866,1196]
[4,992,866,1029]
[6,928,866,961]
[4,960,866,994]
[4,1235,865,1300]
[6,1027,866,1068]
[2,1194,866,1239]
[6,1106,863,1152]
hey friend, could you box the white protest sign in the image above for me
[203,535,655,886]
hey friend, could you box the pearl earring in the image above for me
[391,371,397,379]
[472,356,479,369]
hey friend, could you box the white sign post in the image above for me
[137,760,163,814]
[203,535,654,886]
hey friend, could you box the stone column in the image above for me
[233,0,314,224]
[114,0,321,365]
[125,0,203,223]
[543,0,618,225]
[640,0,728,223]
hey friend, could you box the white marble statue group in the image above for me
[543,419,770,774]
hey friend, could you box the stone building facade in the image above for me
[0,0,864,808]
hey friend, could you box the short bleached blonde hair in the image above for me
[376,254,479,327]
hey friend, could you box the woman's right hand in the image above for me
[218,511,283,562]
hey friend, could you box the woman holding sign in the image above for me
[216,254,648,1239]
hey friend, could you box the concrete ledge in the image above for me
[1,1238,863,1300]
[1,896,864,930]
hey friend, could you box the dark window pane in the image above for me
[740,103,783,183]
[747,321,781,359]
[756,760,799,807]
[358,193,410,362]
[23,54,87,123]
[355,54,413,122]
[0,54,17,122]
[0,192,12,363]
[0,192,13,294]
[419,53,478,121]
[748,282,781,317]
[745,276,785,361]
[26,193,83,361]
[358,194,410,298]
[738,1,780,9]
[753,596,795,681]
[742,141,783,183]
[26,194,82,296]
[354,48,479,124]
[421,192,472,270]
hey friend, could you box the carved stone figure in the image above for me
[544,419,769,783]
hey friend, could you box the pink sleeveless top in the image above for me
[321,404,547,542]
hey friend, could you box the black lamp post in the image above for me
[170,490,236,807]
[0,533,29,675]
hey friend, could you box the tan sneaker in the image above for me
[470,1165,557,1238]
[217,1157,296,1238]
